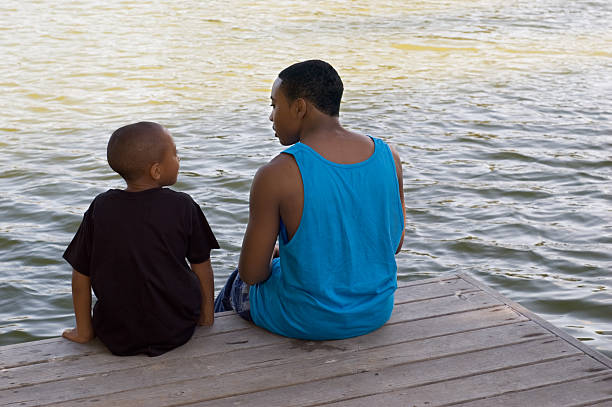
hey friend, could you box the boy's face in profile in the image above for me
[269,78,300,146]
[156,130,180,186]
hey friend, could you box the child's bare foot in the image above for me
[62,327,94,343]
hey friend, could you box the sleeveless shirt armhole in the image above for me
[381,139,405,250]
[278,147,306,247]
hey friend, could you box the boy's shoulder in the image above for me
[89,188,197,209]
[94,188,121,200]
[156,188,198,205]
[86,189,120,210]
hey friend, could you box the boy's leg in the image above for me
[213,268,252,321]
[229,271,252,322]
[214,268,238,313]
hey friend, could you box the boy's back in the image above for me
[63,122,219,356]
[64,187,218,356]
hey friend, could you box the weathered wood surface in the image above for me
[1,273,611,406]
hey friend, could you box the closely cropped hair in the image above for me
[278,60,343,117]
[107,122,167,181]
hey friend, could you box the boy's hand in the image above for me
[191,260,215,327]
[62,327,95,343]
[66,269,95,344]
[198,311,214,326]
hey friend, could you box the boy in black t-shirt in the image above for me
[63,121,219,356]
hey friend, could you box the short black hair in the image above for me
[107,122,168,181]
[278,60,343,117]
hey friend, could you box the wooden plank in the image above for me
[103,337,579,407]
[388,290,502,325]
[0,277,468,369]
[2,304,521,390]
[0,279,493,373]
[0,311,251,369]
[393,276,478,304]
[0,305,526,391]
[319,357,611,407]
[451,373,612,407]
[459,273,612,369]
[0,325,284,390]
[0,308,529,402]
[19,329,578,406]
[1,291,513,391]
[3,273,610,407]
[581,401,612,407]
[395,275,460,288]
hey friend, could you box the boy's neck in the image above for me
[298,114,346,144]
[124,180,163,192]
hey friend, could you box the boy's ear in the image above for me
[150,163,161,180]
[294,98,307,119]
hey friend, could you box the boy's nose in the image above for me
[269,112,273,122]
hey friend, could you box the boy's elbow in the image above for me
[238,262,268,285]
[240,275,258,286]
[238,268,260,285]
[238,254,259,285]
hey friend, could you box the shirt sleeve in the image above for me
[186,199,220,264]
[63,207,94,276]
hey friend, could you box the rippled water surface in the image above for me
[1,0,611,357]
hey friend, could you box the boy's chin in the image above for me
[278,135,299,146]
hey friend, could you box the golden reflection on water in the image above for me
[1,0,610,134]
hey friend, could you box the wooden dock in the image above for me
[2,273,611,406]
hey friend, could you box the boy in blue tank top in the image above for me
[215,60,405,339]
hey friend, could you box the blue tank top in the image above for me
[249,137,404,340]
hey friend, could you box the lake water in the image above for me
[0,0,611,357]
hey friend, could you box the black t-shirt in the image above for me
[63,187,219,356]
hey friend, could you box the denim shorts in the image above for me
[213,267,252,321]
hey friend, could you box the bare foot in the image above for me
[62,327,94,344]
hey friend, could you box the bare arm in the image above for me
[390,145,406,254]
[238,162,283,285]
[63,269,95,343]
[191,259,215,326]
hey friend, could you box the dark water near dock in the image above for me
[0,0,610,357]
